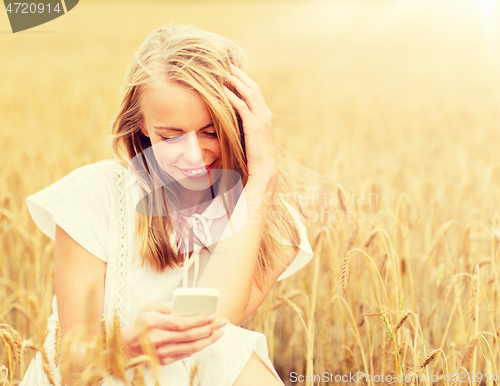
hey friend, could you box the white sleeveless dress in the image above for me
[19,158,314,386]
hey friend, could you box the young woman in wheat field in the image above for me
[20,24,313,385]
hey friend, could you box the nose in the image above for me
[182,132,204,166]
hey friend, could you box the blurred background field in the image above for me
[2,0,500,384]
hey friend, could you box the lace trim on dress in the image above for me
[113,171,129,329]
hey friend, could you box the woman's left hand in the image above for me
[224,64,277,184]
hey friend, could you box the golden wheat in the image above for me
[461,335,479,365]
[418,349,441,371]
[394,311,411,333]
[470,269,478,321]
[340,250,351,298]
[2,0,500,384]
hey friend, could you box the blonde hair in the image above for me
[109,24,302,290]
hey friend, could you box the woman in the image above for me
[21,24,313,385]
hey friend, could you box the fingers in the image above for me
[229,63,258,89]
[158,317,229,345]
[129,314,227,359]
[224,86,251,118]
[157,312,221,332]
[160,352,192,366]
[225,65,270,118]
[141,301,172,314]
[157,329,225,363]
[226,74,252,107]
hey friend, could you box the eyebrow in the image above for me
[154,123,214,132]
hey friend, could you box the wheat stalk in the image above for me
[276,296,310,346]
[54,321,61,368]
[464,225,471,258]
[126,355,152,370]
[461,335,479,365]
[189,360,199,386]
[470,271,478,321]
[0,325,22,362]
[418,349,440,370]
[346,224,358,251]
[379,313,393,338]
[442,275,458,304]
[341,251,351,298]
[131,363,147,386]
[364,229,378,248]
[38,342,56,386]
[100,316,108,349]
[394,311,411,333]
[337,185,349,215]
[108,312,128,383]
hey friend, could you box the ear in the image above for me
[140,123,149,138]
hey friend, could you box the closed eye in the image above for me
[159,130,217,142]
[160,135,182,143]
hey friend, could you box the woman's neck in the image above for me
[176,182,219,216]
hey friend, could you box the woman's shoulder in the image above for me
[25,159,129,259]
[58,158,127,183]
[27,159,129,230]
[45,158,128,196]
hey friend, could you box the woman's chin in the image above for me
[177,178,212,191]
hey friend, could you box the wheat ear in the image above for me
[419,349,440,370]
[189,360,199,386]
[470,271,478,321]
[341,251,351,298]
[461,335,479,365]
[54,321,61,368]
[0,325,22,362]
[38,343,56,386]
[394,311,411,333]
[337,185,349,214]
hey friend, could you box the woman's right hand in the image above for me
[224,64,277,184]
[121,301,228,365]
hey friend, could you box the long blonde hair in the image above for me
[109,24,302,290]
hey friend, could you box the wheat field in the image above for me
[2,0,500,384]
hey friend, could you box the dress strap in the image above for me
[181,215,212,288]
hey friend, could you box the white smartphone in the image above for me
[171,287,220,317]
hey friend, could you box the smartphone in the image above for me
[171,287,220,317]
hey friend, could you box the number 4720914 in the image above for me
[444,372,498,383]
[5,3,62,14]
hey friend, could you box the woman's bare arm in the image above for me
[196,64,278,325]
[54,224,107,371]
[233,245,300,326]
[196,175,277,324]
[55,224,106,339]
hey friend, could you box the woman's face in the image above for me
[140,80,222,191]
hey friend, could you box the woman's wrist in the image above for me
[247,167,278,194]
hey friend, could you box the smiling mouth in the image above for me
[177,161,216,176]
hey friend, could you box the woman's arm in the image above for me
[196,64,278,325]
[196,175,277,324]
[55,224,228,374]
[55,225,106,340]
[234,245,300,326]
[54,224,107,374]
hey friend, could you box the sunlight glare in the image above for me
[474,0,498,26]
